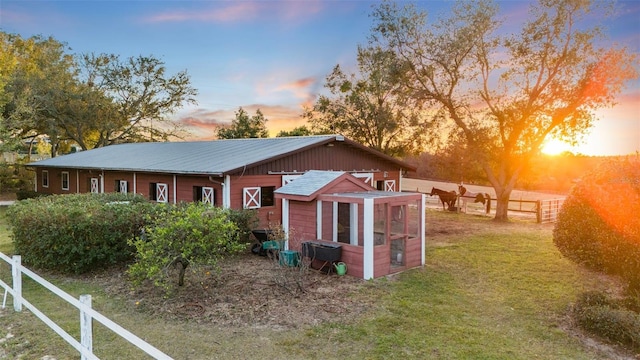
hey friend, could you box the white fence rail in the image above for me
[0,252,172,359]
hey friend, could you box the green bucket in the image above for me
[279,250,300,267]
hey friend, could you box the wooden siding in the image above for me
[174,176,224,206]
[405,237,422,269]
[374,245,391,278]
[235,142,402,178]
[230,174,282,226]
[287,201,318,248]
[340,244,364,278]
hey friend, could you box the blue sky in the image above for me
[1,0,638,156]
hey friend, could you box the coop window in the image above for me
[61,172,69,191]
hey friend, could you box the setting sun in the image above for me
[542,139,574,155]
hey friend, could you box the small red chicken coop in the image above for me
[274,170,425,279]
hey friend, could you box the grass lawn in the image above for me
[0,209,621,359]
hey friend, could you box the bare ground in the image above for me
[95,252,376,330]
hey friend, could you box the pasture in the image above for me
[403,178,567,219]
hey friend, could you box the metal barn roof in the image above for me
[28,135,413,176]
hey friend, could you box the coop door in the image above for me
[90,178,100,194]
[390,238,406,269]
[202,187,214,205]
[156,183,168,203]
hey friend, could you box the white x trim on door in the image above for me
[243,187,260,209]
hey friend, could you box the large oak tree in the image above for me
[305,45,433,157]
[1,33,199,156]
[372,0,638,220]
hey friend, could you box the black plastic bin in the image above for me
[301,241,342,272]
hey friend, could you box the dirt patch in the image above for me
[86,211,538,330]
[93,252,378,330]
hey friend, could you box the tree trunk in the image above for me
[493,187,513,222]
[175,258,189,287]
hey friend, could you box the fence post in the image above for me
[80,294,93,360]
[536,200,542,223]
[12,255,22,312]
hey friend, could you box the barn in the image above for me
[27,135,416,227]
[275,170,425,279]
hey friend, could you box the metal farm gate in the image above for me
[536,198,565,223]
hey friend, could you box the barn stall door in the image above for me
[243,187,261,209]
[202,187,214,205]
[385,180,396,192]
[119,180,128,193]
[90,178,100,194]
[156,183,168,203]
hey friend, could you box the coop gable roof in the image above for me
[274,170,375,201]
[28,135,413,176]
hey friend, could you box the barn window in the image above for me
[61,172,69,191]
[149,183,168,203]
[243,186,275,209]
[193,186,214,205]
[42,170,49,188]
[261,186,275,207]
[115,180,128,193]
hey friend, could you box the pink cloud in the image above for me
[176,104,310,140]
[271,76,320,105]
[143,1,324,24]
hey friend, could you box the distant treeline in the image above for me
[404,152,638,194]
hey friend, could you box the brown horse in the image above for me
[430,187,457,211]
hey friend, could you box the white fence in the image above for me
[0,252,172,359]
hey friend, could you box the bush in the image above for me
[225,208,259,244]
[553,158,640,290]
[574,291,640,352]
[7,193,158,274]
[128,202,246,293]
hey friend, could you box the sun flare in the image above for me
[541,139,574,155]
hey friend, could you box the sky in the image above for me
[1,0,638,156]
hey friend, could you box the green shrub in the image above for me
[574,291,640,351]
[226,208,259,244]
[553,158,640,290]
[7,193,157,274]
[15,189,45,200]
[128,202,246,293]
